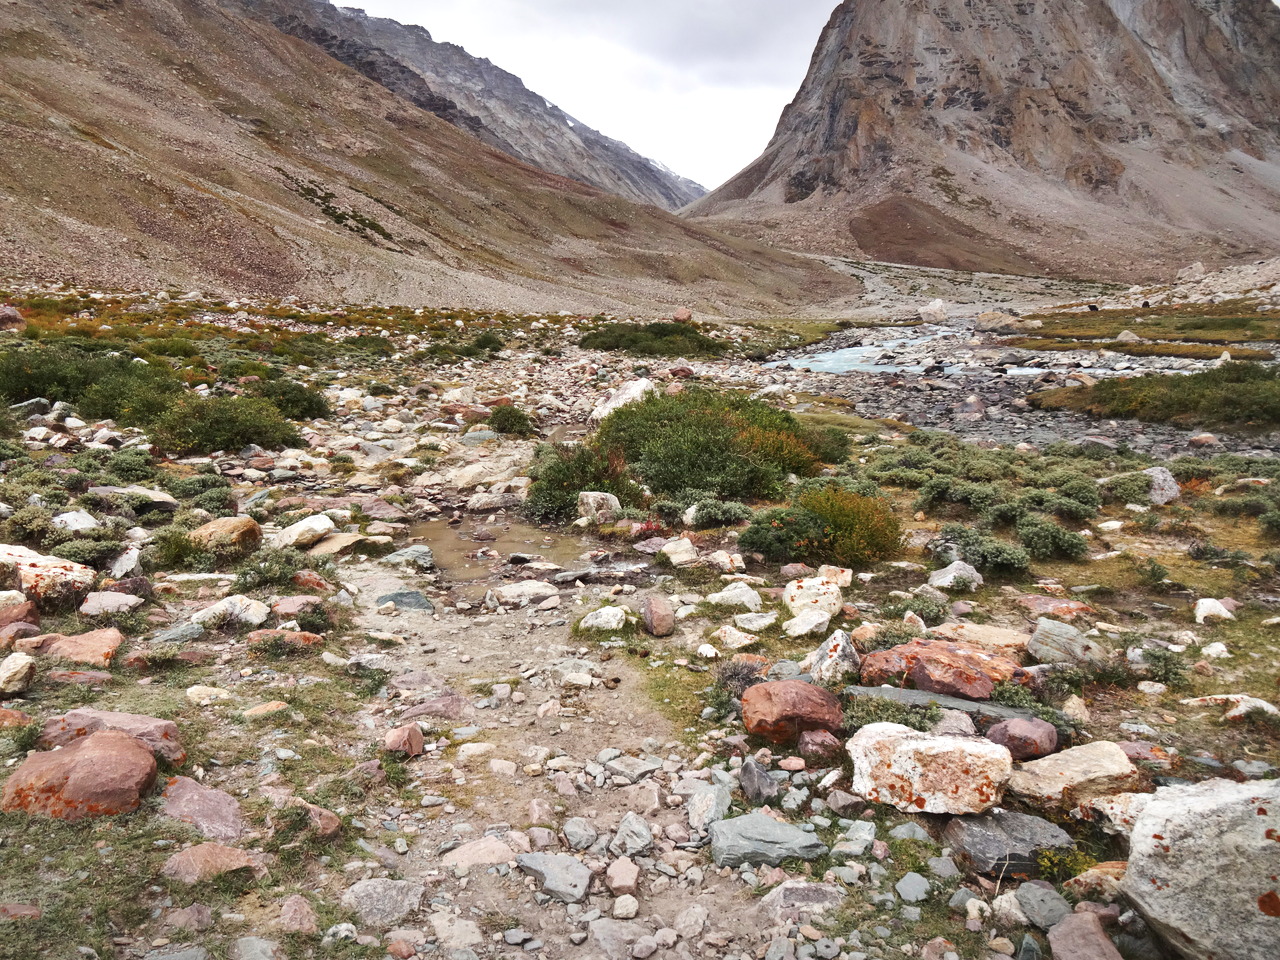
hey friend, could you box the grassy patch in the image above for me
[579,321,725,357]
[1009,337,1272,361]
[1023,299,1280,343]
[1031,363,1280,432]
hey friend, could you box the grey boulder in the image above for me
[709,812,829,867]
[942,809,1075,876]
[516,853,593,903]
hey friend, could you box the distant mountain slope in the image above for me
[230,0,706,211]
[687,0,1280,281]
[0,0,850,313]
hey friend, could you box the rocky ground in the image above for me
[0,260,1278,960]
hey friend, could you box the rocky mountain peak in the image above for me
[232,0,705,210]
[689,0,1280,280]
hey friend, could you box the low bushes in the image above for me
[579,322,724,357]
[487,405,535,436]
[593,389,836,502]
[149,396,301,455]
[524,445,645,523]
[248,380,330,421]
[739,483,902,568]
[1031,362,1280,431]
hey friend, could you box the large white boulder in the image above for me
[847,722,1012,815]
[271,515,335,549]
[589,379,657,422]
[1008,742,1139,809]
[706,581,762,612]
[0,545,96,606]
[1123,779,1280,960]
[783,577,843,618]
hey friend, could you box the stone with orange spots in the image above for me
[1,730,157,820]
[1122,778,1280,960]
[0,545,96,607]
[862,638,1029,700]
[0,707,32,729]
[1015,595,1094,620]
[848,722,1012,815]
[0,903,41,921]
[741,680,843,744]
[40,707,186,762]
[291,570,334,592]
[15,628,123,666]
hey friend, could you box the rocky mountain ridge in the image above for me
[688,0,1280,281]
[229,0,706,210]
[0,0,844,311]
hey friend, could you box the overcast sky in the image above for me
[342,1,840,188]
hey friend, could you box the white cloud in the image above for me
[339,1,839,188]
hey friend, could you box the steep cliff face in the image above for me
[231,0,705,210]
[689,0,1280,280]
[0,0,847,311]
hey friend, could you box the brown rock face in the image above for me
[986,718,1059,761]
[384,723,425,757]
[0,602,39,631]
[276,894,319,934]
[741,680,844,744]
[161,843,267,885]
[161,777,246,843]
[640,595,675,638]
[689,0,1280,280]
[797,728,844,760]
[1047,912,1125,960]
[17,628,124,666]
[1,730,157,820]
[188,516,262,553]
[40,707,186,763]
[862,639,1029,700]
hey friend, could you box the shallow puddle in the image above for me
[406,516,593,599]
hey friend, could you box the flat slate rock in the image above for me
[375,591,435,612]
[942,809,1075,877]
[709,812,829,867]
[515,853,592,903]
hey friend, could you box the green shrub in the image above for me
[142,526,215,572]
[102,449,158,484]
[579,322,724,357]
[191,488,237,517]
[149,395,301,454]
[1261,511,1280,539]
[3,505,59,548]
[879,595,949,626]
[844,696,941,733]
[939,524,1031,574]
[1032,362,1280,430]
[249,380,330,421]
[165,474,232,498]
[234,547,312,592]
[77,366,183,427]
[594,390,824,501]
[1099,474,1152,506]
[470,331,505,353]
[795,484,902,568]
[50,538,124,568]
[1016,515,1090,561]
[691,499,752,529]
[739,507,828,563]
[524,444,645,524]
[487,405,535,436]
